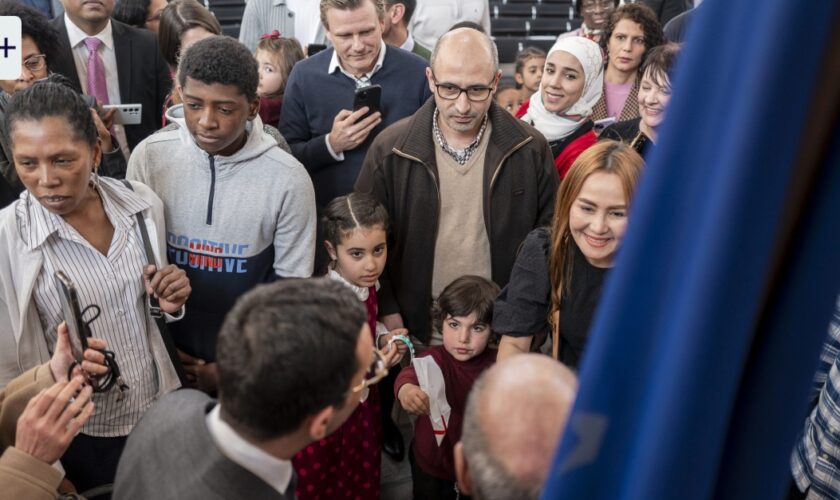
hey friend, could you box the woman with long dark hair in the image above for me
[494,141,644,367]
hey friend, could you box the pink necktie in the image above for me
[84,37,109,105]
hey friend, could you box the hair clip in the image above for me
[260,30,281,40]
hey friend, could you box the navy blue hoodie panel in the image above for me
[167,242,276,361]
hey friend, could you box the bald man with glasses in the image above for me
[355,27,558,348]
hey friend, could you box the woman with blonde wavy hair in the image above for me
[494,140,644,367]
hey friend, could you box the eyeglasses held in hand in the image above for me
[352,348,388,403]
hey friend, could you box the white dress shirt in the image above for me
[30,179,158,437]
[64,15,130,156]
[206,405,294,496]
[400,32,416,52]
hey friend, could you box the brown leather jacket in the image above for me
[356,98,558,342]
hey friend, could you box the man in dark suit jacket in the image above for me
[114,279,375,500]
[50,0,170,154]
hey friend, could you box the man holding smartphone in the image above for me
[279,0,431,207]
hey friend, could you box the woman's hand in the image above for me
[90,108,114,153]
[49,322,109,383]
[143,264,191,313]
[397,384,430,415]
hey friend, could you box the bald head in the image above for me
[430,27,499,74]
[457,354,577,500]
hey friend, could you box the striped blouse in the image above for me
[29,179,158,437]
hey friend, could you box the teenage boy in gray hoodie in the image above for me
[127,36,317,393]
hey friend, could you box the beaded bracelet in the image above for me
[387,334,416,362]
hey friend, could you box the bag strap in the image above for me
[121,180,188,386]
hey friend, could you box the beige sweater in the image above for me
[431,122,494,297]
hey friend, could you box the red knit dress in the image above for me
[293,276,382,500]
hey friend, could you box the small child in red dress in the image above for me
[293,192,407,500]
[395,275,500,500]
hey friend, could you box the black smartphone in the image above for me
[54,270,89,363]
[353,84,382,120]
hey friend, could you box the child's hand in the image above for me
[398,384,430,415]
[381,328,410,356]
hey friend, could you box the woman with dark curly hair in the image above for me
[0,1,128,206]
[0,0,62,203]
[591,3,666,127]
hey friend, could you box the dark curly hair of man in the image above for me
[600,3,666,72]
[0,0,61,72]
[177,36,259,102]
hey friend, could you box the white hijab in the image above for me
[522,37,604,141]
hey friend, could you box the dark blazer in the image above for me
[49,16,171,151]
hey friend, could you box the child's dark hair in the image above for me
[433,275,501,339]
[515,46,546,76]
[514,46,546,89]
[6,82,97,148]
[322,193,389,250]
[0,1,61,72]
[177,36,259,102]
[256,36,305,97]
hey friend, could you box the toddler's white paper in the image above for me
[414,356,451,446]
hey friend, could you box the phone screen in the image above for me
[54,271,87,362]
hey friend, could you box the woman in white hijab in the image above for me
[518,36,604,178]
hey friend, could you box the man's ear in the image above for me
[307,406,335,441]
[425,66,436,95]
[454,441,473,495]
[391,3,406,24]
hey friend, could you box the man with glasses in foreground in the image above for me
[356,27,558,348]
[113,278,383,499]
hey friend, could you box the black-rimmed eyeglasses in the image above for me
[431,72,497,102]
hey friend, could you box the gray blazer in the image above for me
[114,389,297,500]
